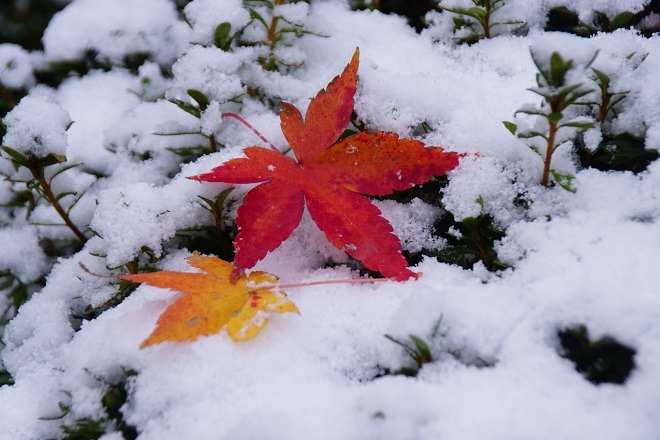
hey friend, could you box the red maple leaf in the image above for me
[191,49,459,281]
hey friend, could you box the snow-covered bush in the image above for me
[1,0,659,439]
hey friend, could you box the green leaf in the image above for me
[515,106,547,116]
[557,83,583,99]
[550,170,576,192]
[608,94,628,110]
[248,8,268,28]
[50,163,79,181]
[549,52,569,86]
[168,99,201,118]
[547,112,563,123]
[591,68,610,89]
[564,89,594,107]
[530,51,550,85]
[409,335,433,364]
[601,135,649,158]
[559,121,595,130]
[187,89,209,110]
[55,191,76,202]
[214,22,233,50]
[609,11,634,30]
[502,121,517,135]
[2,146,30,167]
[517,130,547,140]
[467,7,487,17]
[527,145,541,156]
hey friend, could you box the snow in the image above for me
[184,0,251,46]
[42,0,189,65]
[0,228,49,283]
[2,0,660,439]
[2,95,70,157]
[0,44,35,90]
[274,2,310,26]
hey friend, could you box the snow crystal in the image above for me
[200,101,223,137]
[0,228,49,283]
[375,198,445,253]
[2,95,70,158]
[529,33,598,81]
[55,70,141,174]
[183,0,251,46]
[90,179,202,267]
[0,44,35,90]
[167,46,246,104]
[136,62,172,102]
[42,0,188,65]
[274,2,310,26]
[2,1,660,440]
[105,100,205,161]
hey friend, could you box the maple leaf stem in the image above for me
[250,277,397,292]
[221,112,281,154]
[80,262,400,292]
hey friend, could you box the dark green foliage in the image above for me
[165,89,222,154]
[0,272,33,325]
[425,211,507,272]
[574,65,659,174]
[72,249,158,327]
[1,86,23,121]
[558,325,636,385]
[384,334,434,376]
[380,317,446,377]
[380,177,446,206]
[59,370,138,439]
[546,5,660,37]
[378,317,495,378]
[0,365,14,387]
[0,148,90,242]
[439,0,525,43]
[509,49,597,187]
[579,133,659,174]
[239,0,321,73]
[0,0,66,51]
[74,280,138,325]
[377,177,506,272]
[546,7,634,36]
[173,189,237,262]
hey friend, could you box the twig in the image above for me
[221,112,281,153]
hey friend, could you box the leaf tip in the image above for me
[230,268,245,284]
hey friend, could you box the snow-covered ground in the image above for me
[1,0,660,438]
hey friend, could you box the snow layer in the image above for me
[0,44,35,90]
[1,1,660,440]
[43,0,189,65]
[2,95,70,157]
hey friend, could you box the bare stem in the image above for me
[541,121,558,187]
[267,0,285,51]
[598,88,611,123]
[209,133,218,153]
[482,1,492,38]
[30,160,87,242]
[221,112,280,153]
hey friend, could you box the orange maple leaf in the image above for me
[119,253,298,346]
[191,49,459,281]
